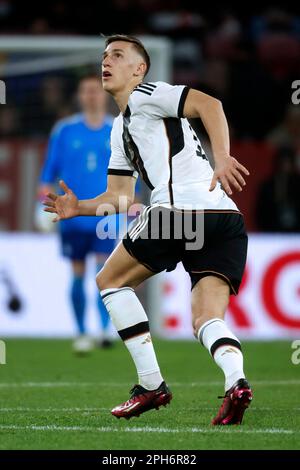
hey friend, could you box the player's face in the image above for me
[102,41,145,93]
[78,79,107,112]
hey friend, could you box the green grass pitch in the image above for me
[0,339,299,450]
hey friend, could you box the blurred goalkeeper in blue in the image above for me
[38,74,115,354]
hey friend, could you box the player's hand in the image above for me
[209,156,250,196]
[43,180,79,222]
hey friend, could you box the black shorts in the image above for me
[122,206,248,295]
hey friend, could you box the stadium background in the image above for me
[0,1,300,451]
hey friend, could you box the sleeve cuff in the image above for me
[108,169,135,176]
[177,86,190,118]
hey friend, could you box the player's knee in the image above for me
[96,269,123,291]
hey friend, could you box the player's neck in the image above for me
[114,80,143,114]
[113,90,132,114]
[84,110,105,129]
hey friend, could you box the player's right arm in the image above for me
[43,175,136,222]
[43,116,137,222]
[80,173,136,216]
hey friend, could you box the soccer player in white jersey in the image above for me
[44,35,253,425]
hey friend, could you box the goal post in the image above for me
[0,35,172,82]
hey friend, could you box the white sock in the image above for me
[125,333,163,390]
[101,288,163,390]
[198,318,245,391]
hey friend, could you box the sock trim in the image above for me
[101,287,134,300]
[198,318,225,345]
[210,337,242,357]
[118,321,150,341]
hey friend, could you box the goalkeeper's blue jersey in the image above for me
[40,113,114,233]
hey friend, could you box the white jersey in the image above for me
[108,81,239,211]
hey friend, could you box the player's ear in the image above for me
[134,62,147,77]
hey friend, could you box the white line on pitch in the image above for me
[0,425,295,435]
[0,407,299,413]
[0,380,299,388]
[0,407,107,412]
[0,382,96,388]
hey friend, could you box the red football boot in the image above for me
[212,378,253,425]
[111,381,172,419]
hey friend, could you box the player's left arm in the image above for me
[183,89,250,195]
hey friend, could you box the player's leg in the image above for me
[183,212,252,424]
[191,275,246,391]
[191,275,252,425]
[96,241,172,418]
[71,259,86,335]
[92,234,116,348]
[70,259,94,354]
[61,231,93,354]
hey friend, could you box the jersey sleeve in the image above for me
[40,122,62,184]
[134,81,190,119]
[107,118,139,178]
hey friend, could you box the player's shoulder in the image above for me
[50,113,84,136]
[129,82,185,113]
[131,81,171,102]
